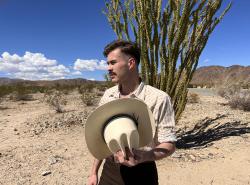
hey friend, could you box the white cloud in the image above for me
[0,51,107,80]
[72,71,82,75]
[73,59,107,71]
[0,51,70,80]
[203,59,210,63]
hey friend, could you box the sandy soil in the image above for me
[0,90,249,185]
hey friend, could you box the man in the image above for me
[87,40,176,185]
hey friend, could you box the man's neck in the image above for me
[119,77,140,96]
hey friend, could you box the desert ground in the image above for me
[0,89,249,185]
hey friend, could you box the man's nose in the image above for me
[107,64,112,71]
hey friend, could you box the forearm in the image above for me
[146,142,176,161]
[90,159,103,175]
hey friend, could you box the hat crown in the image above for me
[103,117,139,154]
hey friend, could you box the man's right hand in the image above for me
[87,174,98,185]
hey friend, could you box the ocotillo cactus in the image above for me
[103,0,231,121]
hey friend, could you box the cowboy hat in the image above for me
[85,98,155,160]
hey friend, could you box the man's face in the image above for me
[107,48,131,84]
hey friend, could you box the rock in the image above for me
[14,128,18,131]
[48,157,57,165]
[189,154,196,161]
[208,153,214,158]
[171,153,182,158]
[42,171,52,176]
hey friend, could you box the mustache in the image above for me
[108,72,116,75]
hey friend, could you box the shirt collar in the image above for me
[109,80,145,99]
[118,80,145,98]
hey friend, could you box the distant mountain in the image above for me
[1,65,249,88]
[0,78,96,86]
[0,77,25,85]
[190,65,250,87]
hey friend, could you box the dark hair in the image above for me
[103,40,140,66]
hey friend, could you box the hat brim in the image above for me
[85,98,155,160]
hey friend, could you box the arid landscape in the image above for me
[0,87,249,185]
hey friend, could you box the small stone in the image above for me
[14,128,18,131]
[48,156,58,165]
[189,154,196,161]
[171,153,182,158]
[42,171,52,176]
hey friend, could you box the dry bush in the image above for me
[96,91,104,97]
[81,93,96,106]
[44,90,67,113]
[8,84,34,101]
[217,84,241,99]
[188,93,200,104]
[78,83,96,94]
[228,90,250,111]
[10,92,33,101]
[217,84,250,111]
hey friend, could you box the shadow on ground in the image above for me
[176,114,250,149]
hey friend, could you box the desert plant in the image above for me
[44,90,67,113]
[228,90,250,111]
[81,93,96,106]
[9,84,34,101]
[103,0,231,120]
[188,93,200,104]
[78,83,96,94]
[217,84,241,99]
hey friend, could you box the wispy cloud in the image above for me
[73,59,107,71]
[203,58,210,63]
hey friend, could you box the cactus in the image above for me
[103,0,231,121]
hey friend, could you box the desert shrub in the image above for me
[10,91,33,101]
[217,84,250,111]
[44,90,67,113]
[8,84,34,101]
[187,93,200,104]
[81,93,96,106]
[217,84,241,99]
[78,83,96,94]
[0,93,4,105]
[96,91,104,97]
[228,90,250,111]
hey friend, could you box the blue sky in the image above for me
[0,0,249,81]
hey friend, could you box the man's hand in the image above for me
[113,142,176,167]
[114,147,152,167]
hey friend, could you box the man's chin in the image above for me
[111,79,118,83]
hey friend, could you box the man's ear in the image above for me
[128,58,136,70]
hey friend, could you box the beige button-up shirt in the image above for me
[99,81,177,149]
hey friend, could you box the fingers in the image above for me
[114,148,138,166]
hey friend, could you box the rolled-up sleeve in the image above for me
[155,95,177,143]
